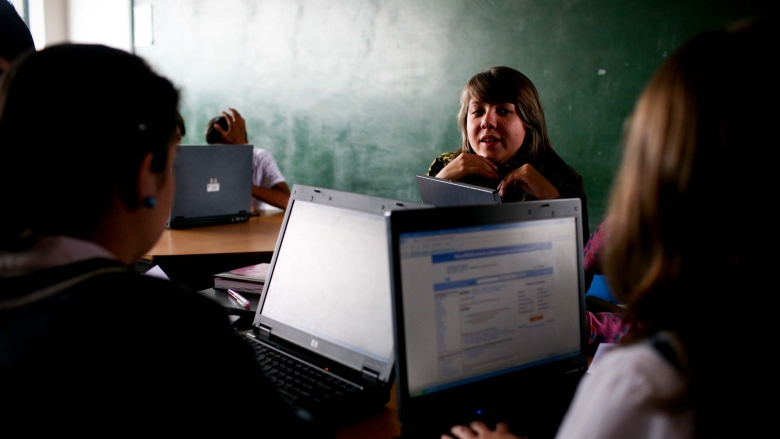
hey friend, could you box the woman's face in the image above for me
[466,100,526,165]
[174,126,183,144]
[149,141,179,237]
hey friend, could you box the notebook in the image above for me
[387,199,589,438]
[416,174,502,206]
[241,184,431,428]
[167,144,253,229]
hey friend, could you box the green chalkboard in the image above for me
[135,0,774,235]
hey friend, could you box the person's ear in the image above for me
[136,152,159,209]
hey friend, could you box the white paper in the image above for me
[143,265,169,280]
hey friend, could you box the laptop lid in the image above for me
[388,199,588,437]
[252,184,432,386]
[416,174,502,206]
[168,144,253,228]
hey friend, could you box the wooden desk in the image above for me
[142,211,285,291]
[145,210,285,258]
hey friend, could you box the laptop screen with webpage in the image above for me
[398,216,582,396]
[388,199,588,436]
[259,200,394,365]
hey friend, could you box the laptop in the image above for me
[241,184,431,428]
[416,174,502,206]
[387,199,589,438]
[167,144,253,229]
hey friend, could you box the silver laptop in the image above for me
[416,174,502,206]
[387,199,588,438]
[242,184,432,428]
[168,144,253,229]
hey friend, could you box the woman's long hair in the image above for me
[605,20,776,437]
[456,66,553,159]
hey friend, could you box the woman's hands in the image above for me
[497,164,559,200]
[436,154,559,201]
[442,421,526,439]
[436,153,499,181]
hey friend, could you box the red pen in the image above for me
[227,289,251,309]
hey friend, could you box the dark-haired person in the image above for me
[0,44,328,437]
[0,0,34,75]
[443,19,775,439]
[205,107,290,210]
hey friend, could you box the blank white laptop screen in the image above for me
[261,200,394,364]
[398,217,581,396]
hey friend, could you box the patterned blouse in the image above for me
[427,147,590,239]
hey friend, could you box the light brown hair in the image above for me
[604,20,775,437]
[456,66,553,158]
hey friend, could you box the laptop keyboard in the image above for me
[247,337,361,410]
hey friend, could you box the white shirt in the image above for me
[252,148,286,211]
[555,343,694,439]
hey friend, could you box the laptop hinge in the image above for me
[362,367,380,385]
[255,324,272,339]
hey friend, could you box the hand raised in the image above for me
[436,153,499,181]
[497,163,559,199]
[213,107,248,144]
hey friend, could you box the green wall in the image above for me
[135,0,774,235]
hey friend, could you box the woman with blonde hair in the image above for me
[443,19,775,439]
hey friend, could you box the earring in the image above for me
[142,196,157,208]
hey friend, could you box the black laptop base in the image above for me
[396,369,583,439]
[168,212,251,229]
[243,330,393,428]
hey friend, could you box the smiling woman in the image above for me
[427,66,589,239]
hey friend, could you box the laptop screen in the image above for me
[169,144,253,227]
[260,200,394,364]
[417,175,502,207]
[397,216,582,397]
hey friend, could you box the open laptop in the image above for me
[387,199,588,438]
[416,174,502,206]
[241,184,431,428]
[167,144,253,229]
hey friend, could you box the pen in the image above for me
[227,289,251,309]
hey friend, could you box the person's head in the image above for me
[204,115,228,144]
[0,1,35,75]
[174,109,186,144]
[604,19,775,433]
[0,44,180,257]
[457,66,553,165]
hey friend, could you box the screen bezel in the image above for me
[388,199,589,428]
[252,185,432,382]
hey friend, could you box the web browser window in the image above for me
[398,217,581,396]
